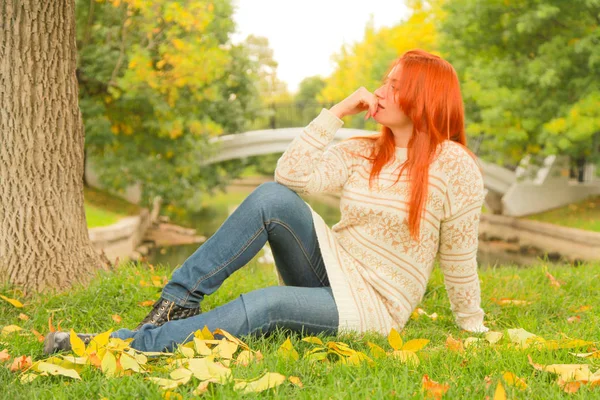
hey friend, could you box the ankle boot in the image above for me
[135,298,200,330]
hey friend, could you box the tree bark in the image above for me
[0,0,106,292]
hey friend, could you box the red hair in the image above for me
[343,49,478,240]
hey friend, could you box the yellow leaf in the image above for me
[70,330,86,357]
[464,337,485,348]
[302,336,324,345]
[163,391,183,400]
[528,355,593,381]
[502,371,527,390]
[211,339,238,359]
[178,345,195,358]
[289,376,303,387]
[235,350,260,367]
[86,329,112,359]
[277,338,299,361]
[491,298,532,306]
[391,350,420,366]
[213,328,249,350]
[507,328,542,349]
[367,342,387,359]
[119,352,141,372]
[101,351,117,377]
[193,381,211,395]
[20,373,38,383]
[187,357,231,384]
[36,361,81,380]
[147,377,188,390]
[484,331,503,344]
[111,314,122,324]
[233,372,286,394]
[402,339,429,352]
[493,381,506,400]
[194,325,214,340]
[542,339,593,350]
[169,367,193,383]
[138,300,155,307]
[0,349,10,362]
[388,328,403,350]
[327,342,356,357]
[570,350,600,359]
[0,295,24,308]
[18,314,29,321]
[1,325,23,336]
[193,338,212,356]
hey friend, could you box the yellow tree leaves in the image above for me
[0,295,24,308]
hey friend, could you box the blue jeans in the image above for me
[113,182,339,352]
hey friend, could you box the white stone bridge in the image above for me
[204,128,600,217]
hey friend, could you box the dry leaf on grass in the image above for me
[0,295,24,308]
[422,374,450,399]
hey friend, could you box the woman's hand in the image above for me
[329,87,379,120]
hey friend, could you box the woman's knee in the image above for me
[248,182,306,217]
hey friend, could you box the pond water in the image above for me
[148,184,554,269]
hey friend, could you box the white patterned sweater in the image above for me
[274,108,488,335]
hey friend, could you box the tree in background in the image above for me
[319,0,441,130]
[76,0,263,211]
[1,1,107,292]
[439,0,600,169]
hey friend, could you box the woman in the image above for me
[45,49,488,355]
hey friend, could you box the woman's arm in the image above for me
[274,87,379,195]
[438,149,488,333]
[274,108,350,195]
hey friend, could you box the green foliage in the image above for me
[439,0,600,166]
[76,0,263,210]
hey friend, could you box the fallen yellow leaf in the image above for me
[18,313,29,321]
[138,300,155,307]
[445,335,464,352]
[36,361,81,380]
[493,381,506,400]
[289,376,303,387]
[112,314,122,324]
[388,328,403,350]
[0,295,24,308]
[502,371,527,390]
[233,372,286,394]
[1,325,23,336]
[277,338,299,361]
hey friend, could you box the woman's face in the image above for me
[373,66,412,129]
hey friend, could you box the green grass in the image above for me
[1,257,599,399]
[84,186,141,228]
[522,195,600,232]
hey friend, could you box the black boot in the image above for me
[43,331,96,355]
[135,298,201,330]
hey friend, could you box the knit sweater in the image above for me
[274,108,488,335]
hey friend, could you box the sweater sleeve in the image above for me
[274,108,351,195]
[438,146,488,333]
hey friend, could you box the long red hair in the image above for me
[343,49,478,240]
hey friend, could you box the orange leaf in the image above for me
[112,314,123,324]
[18,313,29,321]
[571,305,592,313]
[545,271,563,288]
[559,379,582,393]
[445,335,464,352]
[491,297,532,306]
[31,329,45,343]
[422,374,450,399]
[138,300,155,307]
[0,349,10,362]
[567,316,581,323]
[10,355,32,372]
[48,316,56,333]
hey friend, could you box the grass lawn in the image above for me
[521,195,600,232]
[1,257,599,399]
[84,186,141,228]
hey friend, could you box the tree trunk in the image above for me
[0,0,106,292]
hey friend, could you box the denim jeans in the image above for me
[112,182,339,352]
